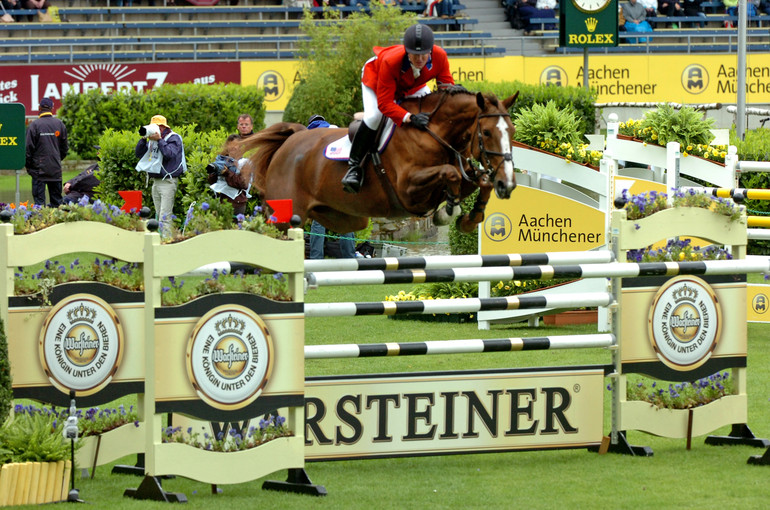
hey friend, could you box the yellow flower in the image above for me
[497,281,504,289]
[679,252,685,261]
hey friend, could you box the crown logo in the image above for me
[585,17,598,32]
[672,283,698,303]
[66,303,97,324]
[215,314,246,336]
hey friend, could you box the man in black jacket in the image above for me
[63,163,100,204]
[25,97,69,207]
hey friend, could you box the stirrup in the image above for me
[342,167,363,194]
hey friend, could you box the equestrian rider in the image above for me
[341,23,456,194]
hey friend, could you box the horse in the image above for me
[244,89,517,234]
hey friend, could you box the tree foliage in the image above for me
[283,5,414,127]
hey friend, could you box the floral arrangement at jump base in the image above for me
[162,414,292,452]
[5,200,291,306]
[624,372,733,409]
[617,104,728,163]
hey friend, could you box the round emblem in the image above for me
[483,213,512,242]
[539,66,568,87]
[752,293,767,315]
[186,305,273,410]
[681,64,709,95]
[39,294,124,396]
[256,71,285,102]
[647,276,721,371]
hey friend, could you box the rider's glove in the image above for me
[411,113,430,130]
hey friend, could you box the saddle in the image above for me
[323,119,396,161]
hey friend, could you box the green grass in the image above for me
[0,170,81,204]
[10,282,770,509]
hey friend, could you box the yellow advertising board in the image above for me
[480,186,604,255]
[243,53,770,109]
[748,284,770,323]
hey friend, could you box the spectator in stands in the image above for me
[534,0,556,28]
[681,0,706,26]
[724,0,759,26]
[761,0,770,15]
[622,0,653,42]
[657,0,683,27]
[637,0,658,18]
[26,97,68,207]
[513,0,554,34]
[21,0,47,21]
[424,0,456,17]
[1,0,23,22]
[207,134,252,216]
[63,163,100,204]
[237,113,254,137]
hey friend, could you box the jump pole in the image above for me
[304,334,615,359]
[307,259,770,287]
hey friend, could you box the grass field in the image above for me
[16,281,769,510]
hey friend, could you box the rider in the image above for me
[341,23,457,194]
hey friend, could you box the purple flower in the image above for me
[201,202,210,212]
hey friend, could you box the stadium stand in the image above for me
[0,3,508,62]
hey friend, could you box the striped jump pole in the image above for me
[694,187,770,202]
[304,251,614,273]
[304,292,613,317]
[304,334,615,359]
[306,258,770,287]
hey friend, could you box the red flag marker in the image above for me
[266,199,293,223]
[118,190,143,213]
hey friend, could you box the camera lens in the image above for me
[206,163,218,173]
[138,126,147,136]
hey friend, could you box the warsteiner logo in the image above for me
[648,276,721,370]
[187,306,273,410]
[483,213,512,242]
[257,71,285,102]
[681,64,709,94]
[540,66,568,87]
[40,295,123,396]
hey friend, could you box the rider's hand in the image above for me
[411,113,430,130]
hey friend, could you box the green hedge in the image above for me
[0,320,10,427]
[60,83,266,159]
[97,128,262,225]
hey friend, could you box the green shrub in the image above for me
[448,191,479,255]
[60,83,266,159]
[0,320,11,427]
[0,405,73,463]
[513,100,584,149]
[638,104,715,147]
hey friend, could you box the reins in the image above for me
[421,93,512,183]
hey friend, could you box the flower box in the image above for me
[0,460,71,506]
[542,309,597,326]
[620,395,746,439]
[76,422,144,472]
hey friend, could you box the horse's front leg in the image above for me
[457,176,493,233]
[403,164,464,225]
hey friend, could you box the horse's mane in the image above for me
[242,122,305,193]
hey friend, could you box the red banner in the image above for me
[0,62,240,116]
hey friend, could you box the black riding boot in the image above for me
[342,122,377,194]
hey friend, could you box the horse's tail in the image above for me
[243,122,306,193]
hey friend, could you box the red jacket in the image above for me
[361,44,454,126]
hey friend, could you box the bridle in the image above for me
[422,93,513,184]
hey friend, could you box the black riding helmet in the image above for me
[403,24,434,55]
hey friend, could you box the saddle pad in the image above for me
[324,119,396,161]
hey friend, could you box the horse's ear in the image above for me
[502,91,519,110]
[476,92,485,109]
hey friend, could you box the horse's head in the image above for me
[472,92,517,200]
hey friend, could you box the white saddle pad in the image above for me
[324,119,396,161]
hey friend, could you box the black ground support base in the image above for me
[262,468,327,496]
[705,424,770,448]
[587,432,654,457]
[66,489,85,503]
[112,453,146,477]
[123,475,187,503]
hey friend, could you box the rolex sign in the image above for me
[559,0,618,48]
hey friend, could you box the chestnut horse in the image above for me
[245,89,517,233]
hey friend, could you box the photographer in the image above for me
[135,115,187,237]
[207,134,252,216]
[62,162,99,204]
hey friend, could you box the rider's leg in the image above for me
[342,122,377,194]
[342,84,382,194]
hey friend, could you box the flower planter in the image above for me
[76,422,144,472]
[0,460,71,506]
[542,309,597,326]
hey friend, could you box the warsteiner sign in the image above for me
[559,0,618,48]
[304,368,604,460]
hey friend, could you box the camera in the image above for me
[138,123,160,138]
[206,160,225,176]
